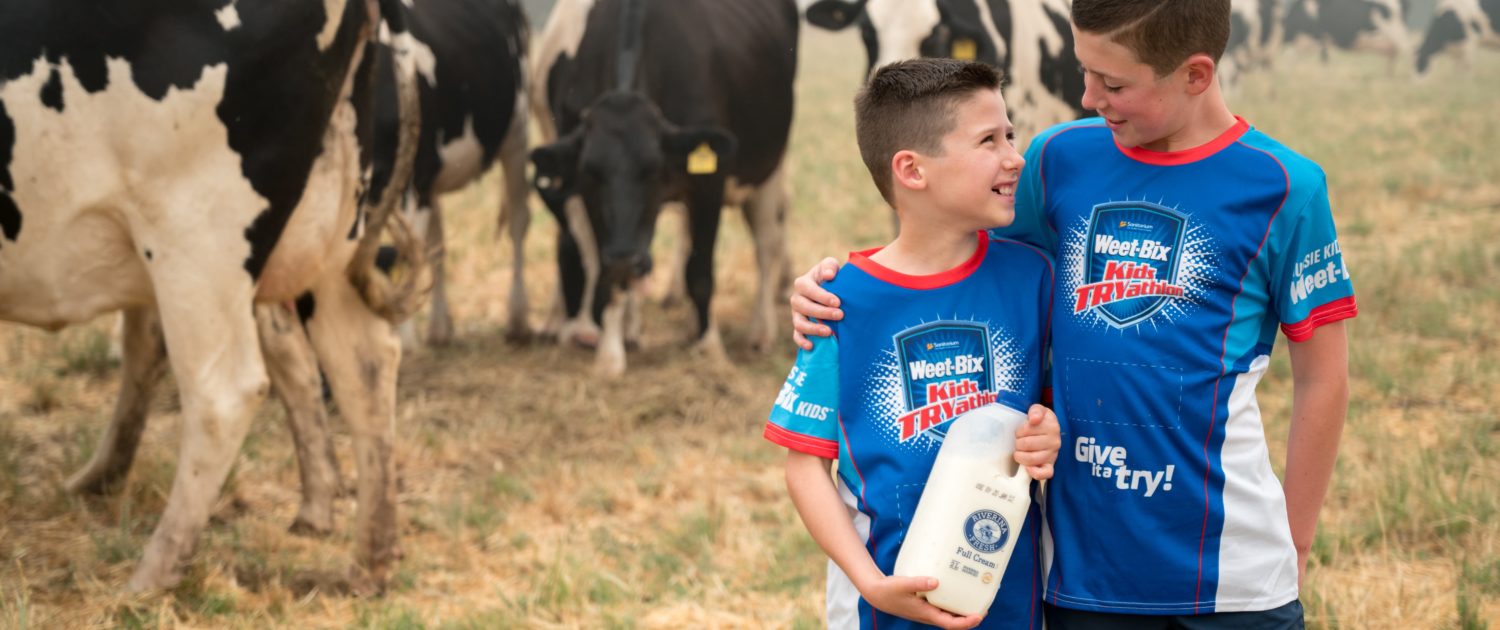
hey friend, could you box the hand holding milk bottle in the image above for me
[894,403,1032,616]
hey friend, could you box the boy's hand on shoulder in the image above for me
[790,257,844,350]
[1014,404,1061,480]
[858,574,986,629]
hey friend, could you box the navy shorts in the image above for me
[1044,600,1304,630]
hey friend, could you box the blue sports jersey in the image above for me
[998,117,1358,614]
[765,232,1054,630]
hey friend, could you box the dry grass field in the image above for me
[2,26,1497,630]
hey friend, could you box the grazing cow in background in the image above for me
[803,0,1086,147]
[1221,0,1283,93]
[0,0,425,593]
[1282,0,1412,69]
[373,0,533,346]
[1416,0,1500,74]
[530,0,799,377]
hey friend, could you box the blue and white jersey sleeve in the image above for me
[764,333,841,459]
[1269,172,1357,341]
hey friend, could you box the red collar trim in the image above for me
[848,231,988,290]
[1115,116,1250,166]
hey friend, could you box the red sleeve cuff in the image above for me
[763,423,838,459]
[1282,296,1358,342]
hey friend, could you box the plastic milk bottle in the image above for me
[894,403,1032,616]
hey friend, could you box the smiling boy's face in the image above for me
[1072,27,1194,152]
[921,88,1026,230]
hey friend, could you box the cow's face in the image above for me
[531,92,734,288]
[806,0,1004,74]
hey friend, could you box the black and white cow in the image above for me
[803,0,1086,146]
[1416,0,1500,74]
[373,0,533,346]
[1282,0,1412,67]
[1221,0,1282,92]
[0,0,424,593]
[529,0,798,377]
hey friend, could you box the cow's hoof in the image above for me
[505,322,534,345]
[593,353,627,379]
[288,515,334,537]
[346,565,390,598]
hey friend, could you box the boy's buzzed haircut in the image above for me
[854,58,1001,204]
[1072,0,1231,77]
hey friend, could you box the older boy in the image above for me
[791,1,1355,628]
[766,58,1062,630]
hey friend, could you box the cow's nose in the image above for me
[603,253,649,285]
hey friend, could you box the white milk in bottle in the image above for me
[893,403,1032,616]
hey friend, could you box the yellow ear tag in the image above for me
[951,38,977,61]
[687,142,718,175]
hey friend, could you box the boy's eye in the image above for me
[1105,83,1123,92]
[1006,132,1017,144]
[982,134,995,144]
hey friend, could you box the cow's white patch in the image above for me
[433,117,484,194]
[0,56,264,327]
[318,0,349,51]
[215,2,241,31]
[390,30,437,88]
[864,0,942,70]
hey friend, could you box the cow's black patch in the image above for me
[295,292,317,323]
[1258,0,1277,47]
[1,98,14,192]
[235,0,371,279]
[40,67,64,111]
[1416,9,1466,74]
[1,1,224,100]
[1035,4,1087,123]
[1229,12,1250,54]
[0,193,20,243]
[0,99,17,246]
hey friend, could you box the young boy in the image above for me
[765,58,1063,630]
[790,1,1355,628]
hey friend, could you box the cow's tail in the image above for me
[349,0,430,324]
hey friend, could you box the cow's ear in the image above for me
[662,127,737,178]
[804,0,865,31]
[530,130,583,208]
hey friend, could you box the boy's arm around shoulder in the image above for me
[1283,320,1350,589]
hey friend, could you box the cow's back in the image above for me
[0,0,373,324]
[549,0,800,187]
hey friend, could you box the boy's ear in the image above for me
[1183,53,1217,95]
[530,128,584,208]
[890,149,927,192]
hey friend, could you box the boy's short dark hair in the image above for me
[854,58,1002,205]
[1072,0,1231,77]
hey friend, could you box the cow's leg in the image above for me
[302,273,402,594]
[740,167,790,353]
[660,203,690,306]
[685,180,728,361]
[499,104,533,341]
[625,282,643,351]
[425,198,454,345]
[255,302,341,536]
[593,284,627,378]
[553,195,601,346]
[127,273,267,593]
[66,306,167,495]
